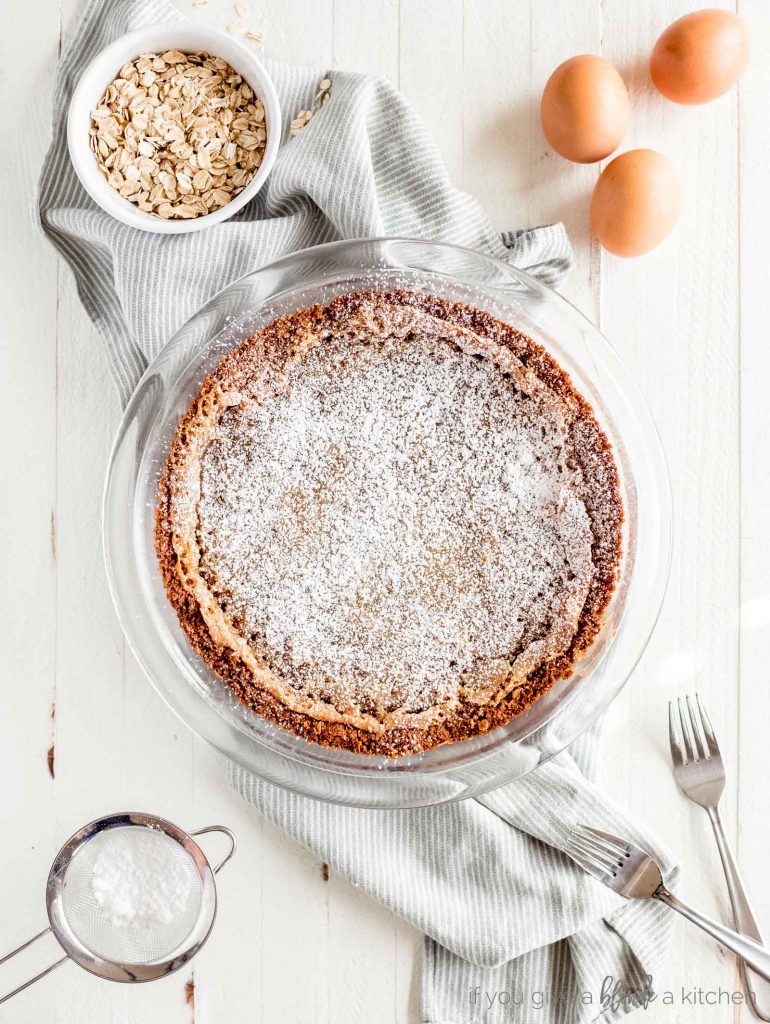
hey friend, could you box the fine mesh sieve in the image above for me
[0,812,235,1004]
[60,826,204,963]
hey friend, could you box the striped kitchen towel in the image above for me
[232,726,676,1024]
[38,1,676,1021]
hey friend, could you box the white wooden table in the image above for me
[1,1,768,1021]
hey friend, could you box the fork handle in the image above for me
[654,885,770,984]
[707,806,770,1020]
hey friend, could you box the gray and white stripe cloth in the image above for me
[39,1,676,1020]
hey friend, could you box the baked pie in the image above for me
[156,290,622,756]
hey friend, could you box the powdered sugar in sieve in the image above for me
[0,813,235,1004]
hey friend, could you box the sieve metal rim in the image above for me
[45,812,228,984]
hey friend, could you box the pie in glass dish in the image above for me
[155,290,622,756]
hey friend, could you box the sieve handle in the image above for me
[0,927,69,1005]
[190,825,237,873]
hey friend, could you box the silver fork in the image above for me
[669,694,770,1019]
[566,825,770,984]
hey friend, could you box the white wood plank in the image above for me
[526,0,603,322]
[243,0,333,67]
[48,275,197,1024]
[332,0,399,81]
[189,753,324,1024]
[399,0,464,187]
[736,3,770,1017]
[0,1,65,1021]
[460,0,532,235]
[599,1,742,1018]
[20,4,205,1018]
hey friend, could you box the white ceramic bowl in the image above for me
[67,24,282,234]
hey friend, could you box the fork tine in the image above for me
[686,694,708,760]
[565,841,610,881]
[571,826,626,871]
[668,700,685,766]
[677,697,696,763]
[569,830,615,866]
[567,832,616,878]
[695,693,720,757]
[580,827,632,873]
[581,825,629,857]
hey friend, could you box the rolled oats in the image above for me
[89,51,267,220]
[290,77,332,137]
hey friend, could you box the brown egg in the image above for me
[540,55,630,163]
[591,149,682,258]
[651,9,751,105]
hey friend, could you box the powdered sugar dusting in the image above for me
[196,326,595,717]
[91,828,197,929]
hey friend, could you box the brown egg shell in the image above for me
[591,149,682,258]
[541,55,630,164]
[650,9,751,105]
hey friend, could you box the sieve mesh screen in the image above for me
[60,826,203,964]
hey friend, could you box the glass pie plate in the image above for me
[103,237,671,808]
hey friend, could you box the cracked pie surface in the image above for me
[155,291,623,756]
